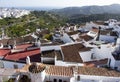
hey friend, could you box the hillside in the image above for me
[51,4,120,16]
[0,10,66,38]
[67,13,120,24]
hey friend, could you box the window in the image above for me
[59,79,62,82]
[77,75,80,81]
[114,67,118,70]
[63,81,67,82]
[0,61,4,68]
[91,53,95,59]
[13,64,18,69]
[54,79,57,82]
[91,80,95,82]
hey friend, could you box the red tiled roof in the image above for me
[22,63,120,77]
[0,49,11,56]
[16,44,33,49]
[46,65,73,77]
[61,43,91,63]
[22,63,73,77]
[4,48,41,62]
[78,67,120,77]
[84,58,108,67]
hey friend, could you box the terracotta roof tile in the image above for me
[22,63,120,77]
[0,49,11,56]
[41,50,62,60]
[84,58,108,67]
[16,44,33,49]
[45,65,73,77]
[78,67,120,77]
[22,63,73,77]
[61,43,91,63]
[4,48,41,62]
[79,34,93,41]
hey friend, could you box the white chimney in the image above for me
[37,39,41,47]
[74,25,77,31]
[114,38,120,52]
[26,56,31,65]
[0,43,3,49]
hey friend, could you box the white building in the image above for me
[0,62,120,82]
[0,8,30,19]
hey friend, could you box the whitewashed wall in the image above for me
[41,45,61,51]
[44,75,71,82]
[30,70,46,82]
[93,45,112,59]
[87,31,97,37]
[99,35,116,43]
[79,51,92,62]
[41,57,54,63]
[0,60,25,69]
[110,56,116,69]
[61,33,74,43]
[55,60,84,67]
[71,34,79,40]
[77,75,120,82]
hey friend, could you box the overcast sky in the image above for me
[0,0,120,7]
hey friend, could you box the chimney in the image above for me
[26,56,31,65]
[96,26,101,41]
[13,40,16,49]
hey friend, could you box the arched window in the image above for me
[77,75,80,81]
[54,79,57,82]
[59,79,62,82]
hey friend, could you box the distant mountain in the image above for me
[50,4,120,16]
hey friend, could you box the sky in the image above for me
[0,0,120,7]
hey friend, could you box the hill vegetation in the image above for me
[0,11,66,38]
[67,13,120,24]
[1,4,120,38]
